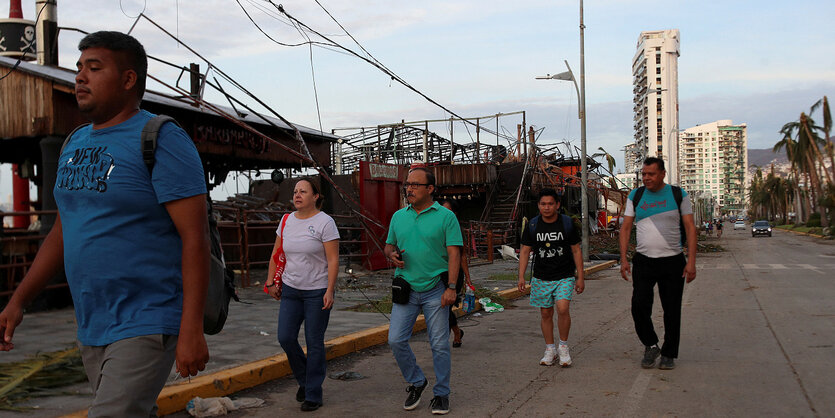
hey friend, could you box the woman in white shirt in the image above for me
[266,178,339,412]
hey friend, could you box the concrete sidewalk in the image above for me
[1,258,614,417]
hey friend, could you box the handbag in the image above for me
[264,214,290,294]
[391,275,412,304]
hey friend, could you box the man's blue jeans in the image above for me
[388,280,451,397]
[278,285,331,404]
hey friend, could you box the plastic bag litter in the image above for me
[478,297,504,313]
[328,370,366,381]
[500,245,519,261]
[186,396,265,417]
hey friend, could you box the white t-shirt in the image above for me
[277,211,340,290]
[624,184,693,258]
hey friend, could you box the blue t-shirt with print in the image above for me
[54,110,207,346]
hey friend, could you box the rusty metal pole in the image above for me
[423,121,429,163]
[487,230,494,262]
[516,124,521,158]
[449,117,454,163]
[476,118,481,163]
[528,127,535,163]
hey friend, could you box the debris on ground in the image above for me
[185,396,265,417]
[0,347,86,411]
[328,371,366,381]
[479,298,505,312]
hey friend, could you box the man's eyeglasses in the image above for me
[403,182,431,189]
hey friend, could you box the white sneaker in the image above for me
[540,347,557,366]
[558,344,572,367]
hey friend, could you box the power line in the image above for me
[267,1,502,145]
[235,0,311,47]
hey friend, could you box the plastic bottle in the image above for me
[462,285,476,313]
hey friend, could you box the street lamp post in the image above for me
[534,0,589,262]
[578,0,588,263]
[535,58,588,261]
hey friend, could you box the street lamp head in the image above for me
[535,71,574,82]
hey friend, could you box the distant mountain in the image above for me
[748,148,789,169]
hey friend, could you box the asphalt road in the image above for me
[186,228,834,417]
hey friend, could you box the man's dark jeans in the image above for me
[631,252,686,358]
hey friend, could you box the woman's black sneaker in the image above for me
[658,356,676,370]
[301,401,322,411]
[296,386,305,402]
[404,379,428,410]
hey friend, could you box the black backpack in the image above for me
[631,185,687,247]
[61,115,236,335]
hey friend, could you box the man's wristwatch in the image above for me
[446,282,456,289]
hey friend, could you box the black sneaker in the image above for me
[430,396,450,415]
[296,386,305,402]
[658,356,676,370]
[300,400,322,411]
[641,345,661,369]
[404,379,428,410]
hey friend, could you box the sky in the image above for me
[2,0,834,203]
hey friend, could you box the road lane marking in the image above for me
[796,264,824,275]
[618,372,651,418]
[742,264,762,269]
[769,264,788,269]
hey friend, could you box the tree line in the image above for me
[749,96,835,233]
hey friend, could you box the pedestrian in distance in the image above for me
[439,199,474,348]
[0,31,210,417]
[385,167,463,415]
[517,188,584,367]
[716,219,723,238]
[265,178,340,412]
[619,157,698,370]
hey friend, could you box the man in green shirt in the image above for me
[385,167,462,415]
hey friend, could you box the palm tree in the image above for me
[810,96,835,181]
[779,110,830,228]
[748,168,768,220]
[783,176,797,224]
[764,166,786,222]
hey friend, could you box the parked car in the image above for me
[752,220,772,237]
[733,220,746,230]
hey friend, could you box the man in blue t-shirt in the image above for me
[619,157,697,371]
[0,32,210,416]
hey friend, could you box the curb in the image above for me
[63,260,616,417]
[775,227,827,239]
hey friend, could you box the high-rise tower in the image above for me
[679,120,748,216]
[631,29,680,184]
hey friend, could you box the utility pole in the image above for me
[579,0,589,261]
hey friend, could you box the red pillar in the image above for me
[9,0,24,18]
[11,164,31,229]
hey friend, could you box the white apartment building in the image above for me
[615,172,637,190]
[679,120,748,215]
[631,29,680,185]
[623,142,641,175]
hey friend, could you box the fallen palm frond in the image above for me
[0,347,87,411]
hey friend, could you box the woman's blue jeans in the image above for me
[277,285,331,403]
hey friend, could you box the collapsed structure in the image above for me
[0,11,631,308]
